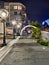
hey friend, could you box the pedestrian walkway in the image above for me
[0,36,20,62]
[0,44,49,65]
[0,39,12,62]
[0,37,49,65]
[0,39,12,49]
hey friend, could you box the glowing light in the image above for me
[45,19,49,25]
[14,6,17,9]
[0,9,9,19]
[17,24,21,28]
[42,21,45,25]
[1,12,7,17]
[18,5,22,10]
[12,20,16,26]
[28,30,31,33]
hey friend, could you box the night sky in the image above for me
[0,0,49,23]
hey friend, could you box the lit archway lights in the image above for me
[8,25,36,46]
[20,25,36,36]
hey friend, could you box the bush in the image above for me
[32,27,41,39]
[37,38,49,46]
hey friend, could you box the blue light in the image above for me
[45,19,49,25]
[42,21,45,25]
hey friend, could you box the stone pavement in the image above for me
[0,39,13,62]
[0,42,49,65]
[0,39,12,45]
[0,36,21,62]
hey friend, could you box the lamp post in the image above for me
[0,9,9,46]
[12,20,16,39]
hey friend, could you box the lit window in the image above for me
[14,6,17,9]
[18,5,22,10]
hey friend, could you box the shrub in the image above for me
[32,27,41,39]
[37,38,49,46]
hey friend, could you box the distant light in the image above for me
[17,25,20,28]
[17,23,22,28]
[12,20,16,26]
[45,19,49,25]
[42,21,45,25]
[14,6,17,9]
[2,12,7,17]
[18,5,22,10]
[28,30,31,33]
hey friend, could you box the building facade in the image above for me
[0,2,26,35]
[4,2,26,35]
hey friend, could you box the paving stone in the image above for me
[0,43,49,65]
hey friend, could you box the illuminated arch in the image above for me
[20,25,36,36]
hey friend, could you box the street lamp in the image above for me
[0,9,9,46]
[12,20,16,39]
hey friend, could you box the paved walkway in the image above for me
[0,39,12,45]
[0,42,49,65]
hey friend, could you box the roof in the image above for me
[4,2,26,10]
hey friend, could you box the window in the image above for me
[14,12,17,15]
[14,6,17,9]
[18,5,22,10]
